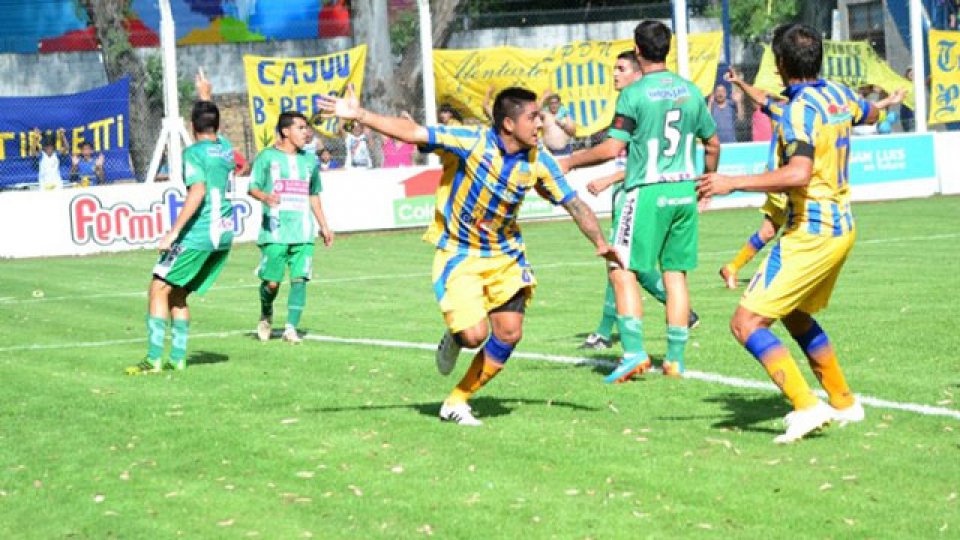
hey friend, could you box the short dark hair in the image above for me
[492,87,537,130]
[438,103,463,123]
[616,50,640,70]
[634,20,671,63]
[191,100,220,134]
[771,23,822,80]
[79,141,93,150]
[276,111,308,139]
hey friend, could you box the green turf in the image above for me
[1,196,958,538]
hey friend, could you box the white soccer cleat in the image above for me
[257,318,272,342]
[832,400,865,426]
[435,330,461,376]
[774,400,833,444]
[439,402,483,426]
[281,326,302,344]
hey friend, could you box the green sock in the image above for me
[637,270,667,304]
[170,318,189,362]
[666,325,689,365]
[259,281,279,319]
[287,280,307,328]
[616,315,645,357]
[146,316,167,361]
[595,281,618,338]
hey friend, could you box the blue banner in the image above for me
[0,78,133,188]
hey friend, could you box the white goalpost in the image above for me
[145,0,191,184]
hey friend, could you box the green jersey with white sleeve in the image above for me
[177,136,236,252]
[250,147,322,245]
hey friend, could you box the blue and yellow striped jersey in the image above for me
[776,79,871,236]
[421,125,577,258]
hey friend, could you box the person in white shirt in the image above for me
[344,121,373,168]
[37,132,67,191]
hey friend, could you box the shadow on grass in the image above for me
[308,396,601,420]
[186,350,229,366]
[703,393,792,435]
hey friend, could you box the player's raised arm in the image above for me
[316,86,429,145]
[725,67,783,108]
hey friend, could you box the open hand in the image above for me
[596,243,626,269]
[316,84,362,121]
[696,173,735,200]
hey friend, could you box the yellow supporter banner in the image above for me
[929,29,960,125]
[432,33,723,137]
[243,45,366,151]
[753,39,914,109]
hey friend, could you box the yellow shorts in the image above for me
[741,230,856,319]
[760,193,789,228]
[431,249,536,332]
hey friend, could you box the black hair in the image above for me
[616,50,641,70]
[276,111,308,139]
[191,100,220,134]
[79,141,93,149]
[492,87,537,131]
[438,103,463,123]
[771,23,822,80]
[634,20,671,63]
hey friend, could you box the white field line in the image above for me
[2,330,957,421]
[3,231,957,306]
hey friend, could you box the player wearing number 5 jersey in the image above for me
[697,23,881,443]
[563,20,720,381]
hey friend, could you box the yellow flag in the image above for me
[928,29,960,125]
[243,45,367,151]
[753,40,913,109]
[432,33,723,137]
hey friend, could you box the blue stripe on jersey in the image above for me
[844,206,854,232]
[539,153,576,203]
[433,253,468,302]
[459,147,495,249]
[439,159,469,250]
[803,106,817,142]
[764,242,782,288]
[807,201,822,235]
[487,154,524,256]
[831,203,842,236]
[808,89,828,123]
[782,103,798,142]
[824,83,845,108]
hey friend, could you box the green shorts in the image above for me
[152,244,230,294]
[257,243,315,283]
[611,182,698,273]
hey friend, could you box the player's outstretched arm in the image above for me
[697,154,812,200]
[864,88,907,125]
[159,181,206,251]
[562,196,625,268]
[724,68,783,108]
[586,170,624,196]
[316,86,428,146]
[561,138,626,174]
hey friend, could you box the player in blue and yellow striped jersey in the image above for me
[318,86,621,426]
[718,68,905,290]
[698,23,893,443]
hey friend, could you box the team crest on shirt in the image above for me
[826,103,853,123]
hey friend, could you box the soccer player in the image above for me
[562,21,721,381]
[248,111,334,344]
[134,70,235,373]
[581,50,701,351]
[696,23,879,443]
[317,86,621,426]
[718,69,905,290]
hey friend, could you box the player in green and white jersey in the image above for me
[248,111,334,344]
[132,70,236,374]
[563,21,721,381]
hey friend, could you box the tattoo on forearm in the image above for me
[565,197,604,245]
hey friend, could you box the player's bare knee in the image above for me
[493,326,522,346]
[458,325,488,349]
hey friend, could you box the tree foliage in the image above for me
[712,0,801,43]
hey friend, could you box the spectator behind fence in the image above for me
[70,141,105,186]
[437,103,464,126]
[751,103,773,142]
[708,83,743,143]
[37,130,68,190]
[344,120,373,168]
[382,135,415,168]
[318,148,340,170]
[234,149,251,176]
[540,91,577,156]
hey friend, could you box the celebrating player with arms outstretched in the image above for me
[318,86,621,426]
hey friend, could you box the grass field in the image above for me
[1,196,958,539]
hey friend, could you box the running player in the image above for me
[697,23,878,443]
[249,111,334,344]
[581,50,700,351]
[133,70,235,373]
[317,86,621,426]
[563,21,721,381]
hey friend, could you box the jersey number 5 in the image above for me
[663,109,682,157]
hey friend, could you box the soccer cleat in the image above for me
[662,359,685,378]
[125,359,162,375]
[579,333,613,350]
[603,354,651,384]
[256,318,272,342]
[773,400,834,444]
[439,402,483,426]
[719,265,738,289]
[435,330,461,376]
[281,327,302,344]
[688,311,701,329]
[832,400,865,426]
[165,359,186,371]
